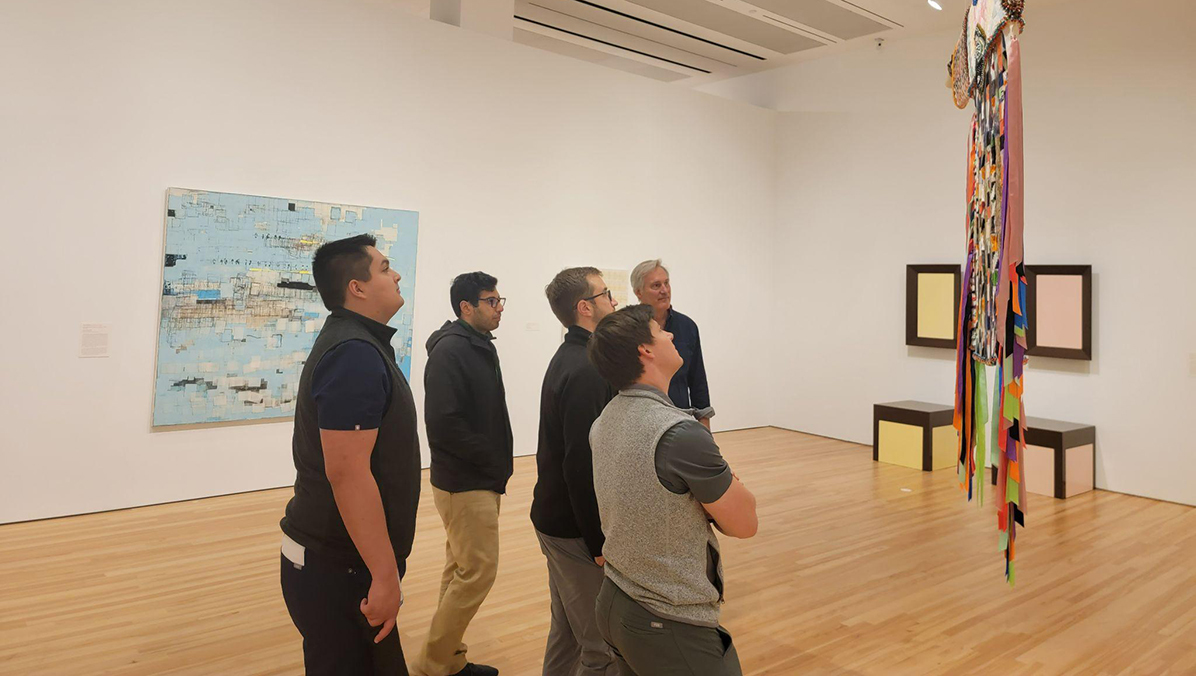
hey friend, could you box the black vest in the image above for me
[280,310,421,567]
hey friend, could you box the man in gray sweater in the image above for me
[587,304,758,676]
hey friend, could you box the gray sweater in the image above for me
[590,387,724,627]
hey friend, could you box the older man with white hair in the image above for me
[630,259,713,430]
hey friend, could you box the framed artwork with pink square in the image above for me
[1026,265,1092,360]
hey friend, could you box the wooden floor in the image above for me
[2,428,1194,675]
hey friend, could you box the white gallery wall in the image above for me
[701,0,1195,505]
[3,0,1193,525]
[0,0,776,523]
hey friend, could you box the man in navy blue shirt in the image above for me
[280,234,421,676]
[631,259,714,429]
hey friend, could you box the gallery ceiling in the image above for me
[393,0,987,86]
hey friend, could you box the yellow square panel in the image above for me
[917,273,956,340]
[878,421,923,470]
[931,425,958,471]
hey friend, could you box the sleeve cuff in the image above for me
[695,466,733,504]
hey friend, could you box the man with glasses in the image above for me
[413,272,512,676]
[531,268,619,675]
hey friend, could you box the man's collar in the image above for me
[565,325,593,343]
[623,383,672,404]
[332,308,398,343]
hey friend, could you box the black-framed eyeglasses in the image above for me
[477,296,506,309]
[582,289,613,304]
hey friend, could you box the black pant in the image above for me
[596,577,742,676]
[280,552,408,676]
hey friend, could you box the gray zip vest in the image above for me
[590,387,723,627]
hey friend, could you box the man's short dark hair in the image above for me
[545,267,601,328]
[312,234,376,310]
[588,304,654,391]
[450,271,498,317]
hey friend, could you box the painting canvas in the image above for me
[601,268,633,308]
[153,188,419,427]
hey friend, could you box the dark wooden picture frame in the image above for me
[1026,265,1092,360]
[905,264,961,349]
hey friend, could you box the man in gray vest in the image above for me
[280,234,421,675]
[587,304,758,676]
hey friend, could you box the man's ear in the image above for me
[347,279,366,301]
[577,299,592,319]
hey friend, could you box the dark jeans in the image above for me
[595,577,742,676]
[280,552,408,676]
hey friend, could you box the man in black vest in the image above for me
[280,234,421,676]
[412,272,511,676]
[531,267,619,675]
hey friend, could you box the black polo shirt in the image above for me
[531,325,614,557]
[312,339,392,431]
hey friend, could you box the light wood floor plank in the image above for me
[1,428,1192,675]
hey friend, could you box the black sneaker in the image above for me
[450,664,498,676]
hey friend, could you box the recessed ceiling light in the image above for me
[928,0,943,9]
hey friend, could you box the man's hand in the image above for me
[360,575,402,643]
[594,555,606,567]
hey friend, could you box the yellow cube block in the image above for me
[874,401,957,472]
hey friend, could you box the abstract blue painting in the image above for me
[153,188,418,427]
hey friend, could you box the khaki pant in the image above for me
[411,488,501,676]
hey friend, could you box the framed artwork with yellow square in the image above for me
[905,264,961,349]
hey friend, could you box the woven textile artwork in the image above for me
[947,0,1027,584]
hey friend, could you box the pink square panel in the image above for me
[1023,444,1056,497]
[1065,444,1095,497]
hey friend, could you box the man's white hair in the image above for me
[630,259,668,293]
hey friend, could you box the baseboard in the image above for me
[764,424,870,449]
[0,483,295,527]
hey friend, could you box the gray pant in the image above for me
[536,531,619,676]
[595,577,742,676]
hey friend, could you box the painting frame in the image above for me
[1025,264,1092,361]
[905,264,962,349]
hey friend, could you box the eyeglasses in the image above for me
[477,296,506,309]
[582,289,613,304]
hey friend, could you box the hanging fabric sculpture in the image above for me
[947,0,1027,585]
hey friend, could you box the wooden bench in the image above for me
[873,401,957,471]
[988,417,1096,498]
[1022,417,1096,498]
